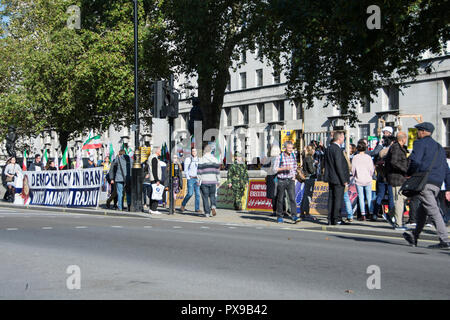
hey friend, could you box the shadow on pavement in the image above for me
[334,234,404,246]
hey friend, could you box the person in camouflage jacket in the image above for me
[227,152,249,210]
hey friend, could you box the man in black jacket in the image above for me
[324,131,349,225]
[403,122,450,250]
[385,132,408,230]
[29,154,44,171]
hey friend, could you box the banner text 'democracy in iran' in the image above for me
[23,168,103,207]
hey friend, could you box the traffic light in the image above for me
[152,80,166,119]
[167,90,179,118]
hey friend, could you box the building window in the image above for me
[273,70,281,84]
[240,72,247,90]
[256,69,263,87]
[361,96,370,113]
[294,100,303,120]
[275,100,284,121]
[257,103,265,123]
[444,118,450,147]
[445,78,450,105]
[240,105,249,125]
[241,51,247,63]
[359,124,370,139]
[226,108,232,127]
[383,86,399,110]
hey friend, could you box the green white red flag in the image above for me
[22,150,27,171]
[82,130,102,150]
[43,149,48,167]
[60,145,69,169]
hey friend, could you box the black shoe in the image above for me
[403,232,418,247]
[106,203,111,209]
[336,220,348,225]
[327,221,336,226]
[428,241,450,250]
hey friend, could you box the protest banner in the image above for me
[309,180,358,216]
[216,178,248,210]
[15,168,103,208]
[246,179,304,213]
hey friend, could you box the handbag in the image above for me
[296,167,306,183]
[400,146,440,197]
[5,175,13,183]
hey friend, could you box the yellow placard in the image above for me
[408,128,417,151]
[309,181,329,215]
[167,178,187,207]
[281,130,297,151]
[140,147,151,163]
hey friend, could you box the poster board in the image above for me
[281,130,297,151]
[216,178,249,210]
[408,128,417,151]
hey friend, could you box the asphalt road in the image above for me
[0,208,449,300]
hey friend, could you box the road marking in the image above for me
[6,228,18,231]
[173,226,182,229]
[75,226,87,229]
[228,226,236,229]
[201,226,210,229]
[143,226,152,229]
[256,227,264,229]
[111,226,122,228]
[42,227,53,230]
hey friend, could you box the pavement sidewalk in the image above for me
[0,199,448,242]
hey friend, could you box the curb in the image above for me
[0,202,446,242]
[0,202,148,219]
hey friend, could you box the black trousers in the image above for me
[328,183,345,223]
[276,179,297,219]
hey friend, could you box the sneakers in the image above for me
[150,210,161,215]
[383,213,395,227]
[292,216,301,223]
[403,232,418,247]
[205,213,211,217]
[369,214,378,222]
[178,206,185,213]
[277,217,284,224]
[394,224,407,231]
[346,218,353,223]
[428,241,450,250]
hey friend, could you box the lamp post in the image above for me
[131,0,143,212]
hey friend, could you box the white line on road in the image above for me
[143,226,152,228]
[6,228,18,231]
[75,226,87,229]
[228,226,236,229]
[42,227,53,230]
[173,226,182,229]
[111,226,123,228]
[200,226,210,229]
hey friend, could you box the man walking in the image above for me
[273,141,301,224]
[179,148,201,213]
[403,122,450,249]
[324,131,349,225]
[385,132,409,230]
[110,149,132,212]
[198,145,221,217]
[227,152,249,211]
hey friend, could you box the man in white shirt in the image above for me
[179,148,201,213]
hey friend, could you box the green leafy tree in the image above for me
[159,0,265,135]
[0,0,170,153]
[257,0,450,125]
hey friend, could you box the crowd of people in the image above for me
[2,123,449,249]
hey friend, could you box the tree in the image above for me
[159,0,265,136]
[257,0,450,125]
[0,0,170,152]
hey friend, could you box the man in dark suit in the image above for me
[324,131,350,225]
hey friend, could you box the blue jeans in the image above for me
[200,184,217,214]
[116,182,131,211]
[356,184,373,215]
[181,178,200,211]
[376,182,394,210]
[343,191,353,219]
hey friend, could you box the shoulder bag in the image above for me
[399,146,440,197]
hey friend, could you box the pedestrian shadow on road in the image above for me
[334,234,407,247]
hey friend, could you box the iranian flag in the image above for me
[60,145,69,169]
[22,150,27,171]
[43,149,49,167]
[54,149,59,171]
[75,147,82,169]
[109,143,115,162]
[82,130,102,150]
